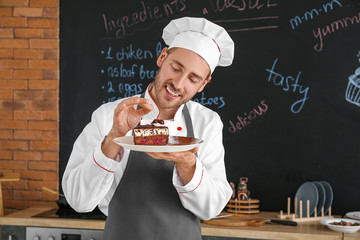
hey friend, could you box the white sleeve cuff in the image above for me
[92,145,121,173]
[173,158,204,193]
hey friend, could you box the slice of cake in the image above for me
[133,119,169,145]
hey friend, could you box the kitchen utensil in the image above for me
[295,182,318,217]
[213,214,233,219]
[203,218,250,227]
[227,199,260,214]
[320,181,333,214]
[42,187,65,197]
[247,220,266,227]
[203,214,265,227]
[278,196,333,223]
[346,211,360,220]
[260,218,298,226]
[41,187,72,210]
[242,216,297,226]
[313,181,326,215]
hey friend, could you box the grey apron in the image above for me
[103,94,201,240]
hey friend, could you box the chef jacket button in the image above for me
[177,126,182,131]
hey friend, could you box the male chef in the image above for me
[62,17,235,240]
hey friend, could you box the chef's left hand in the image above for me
[146,147,199,185]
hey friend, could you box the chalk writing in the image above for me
[101,42,162,61]
[289,0,342,30]
[100,42,162,103]
[102,0,186,39]
[102,82,144,103]
[313,11,360,52]
[107,64,137,78]
[214,17,278,32]
[104,96,122,103]
[106,82,114,93]
[139,65,157,79]
[208,0,279,32]
[345,51,360,107]
[228,100,268,133]
[193,91,226,109]
[210,0,277,12]
[106,64,158,79]
[265,58,310,114]
[103,45,154,61]
[119,83,143,96]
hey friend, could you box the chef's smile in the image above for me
[165,85,181,99]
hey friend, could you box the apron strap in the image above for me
[182,104,194,138]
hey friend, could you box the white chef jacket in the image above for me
[62,84,232,220]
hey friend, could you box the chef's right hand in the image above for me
[102,97,153,159]
[111,97,153,137]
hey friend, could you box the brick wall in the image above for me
[0,0,59,215]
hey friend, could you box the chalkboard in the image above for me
[60,0,360,215]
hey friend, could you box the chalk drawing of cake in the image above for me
[346,51,360,107]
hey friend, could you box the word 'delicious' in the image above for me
[228,100,268,133]
[265,58,310,114]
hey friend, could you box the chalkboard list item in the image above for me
[278,197,333,223]
[227,199,260,215]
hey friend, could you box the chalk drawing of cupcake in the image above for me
[346,51,360,107]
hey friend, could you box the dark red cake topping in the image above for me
[151,119,164,125]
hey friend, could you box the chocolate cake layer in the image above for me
[133,125,169,145]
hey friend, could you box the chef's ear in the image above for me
[198,76,212,93]
[156,47,168,67]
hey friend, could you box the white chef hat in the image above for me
[162,17,234,74]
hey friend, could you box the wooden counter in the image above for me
[201,211,342,240]
[0,203,105,230]
[0,204,358,239]
[344,232,360,240]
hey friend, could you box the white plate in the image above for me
[113,136,203,152]
[321,218,360,233]
[346,212,360,220]
[320,181,333,214]
[295,182,318,217]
